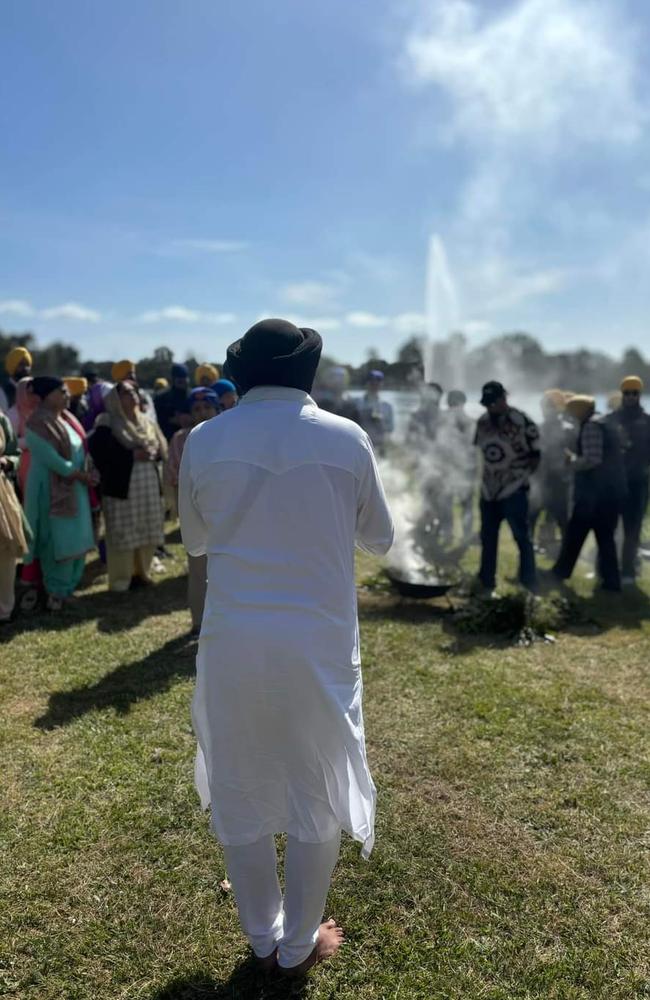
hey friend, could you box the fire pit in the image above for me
[385,567,456,600]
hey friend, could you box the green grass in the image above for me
[2,528,650,999]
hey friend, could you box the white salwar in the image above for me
[179,386,393,860]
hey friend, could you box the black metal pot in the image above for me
[385,568,455,599]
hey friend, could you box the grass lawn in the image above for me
[2,528,650,999]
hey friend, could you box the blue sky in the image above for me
[2,0,650,365]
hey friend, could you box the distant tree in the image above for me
[618,347,650,387]
[396,337,424,368]
[32,341,81,377]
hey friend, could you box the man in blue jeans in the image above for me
[474,381,541,592]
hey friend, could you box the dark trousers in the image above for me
[553,499,620,590]
[621,478,648,578]
[479,488,536,589]
[530,474,570,541]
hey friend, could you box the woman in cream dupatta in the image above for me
[90,381,167,591]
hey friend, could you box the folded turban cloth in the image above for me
[32,376,64,400]
[111,359,135,382]
[621,375,644,392]
[213,378,236,398]
[226,319,322,395]
[5,346,32,376]
[195,363,220,385]
[565,395,595,423]
[542,388,567,412]
[154,378,169,391]
[188,386,219,409]
[171,363,189,379]
[64,377,88,397]
[368,369,384,381]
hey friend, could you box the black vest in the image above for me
[575,416,625,506]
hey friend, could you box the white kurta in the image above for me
[179,386,393,858]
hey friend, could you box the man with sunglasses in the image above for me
[607,376,650,584]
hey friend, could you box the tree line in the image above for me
[2,327,648,394]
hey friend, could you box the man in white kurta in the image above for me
[179,319,393,975]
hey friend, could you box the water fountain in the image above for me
[424,234,463,387]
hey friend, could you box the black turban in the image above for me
[32,376,64,400]
[226,319,322,395]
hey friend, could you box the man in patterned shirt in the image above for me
[475,381,540,592]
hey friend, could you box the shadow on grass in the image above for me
[359,578,650,655]
[150,960,307,999]
[34,633,196,730]
[8,572,188,638]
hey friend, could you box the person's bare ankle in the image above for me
[280,919,344,978]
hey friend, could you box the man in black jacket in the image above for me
[607,375,650,584]
[553,396,625,591]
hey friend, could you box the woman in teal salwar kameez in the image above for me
[24,377,94,610]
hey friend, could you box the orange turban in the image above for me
[63,377,88,397]
[565,395,595,423]
[621,375,643,393]
[111,359,136,382]
[5,346,32,377]
[542,388,566,412]
[195,363,220,386]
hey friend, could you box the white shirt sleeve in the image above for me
[179,436,209,557]
[356,442,394,555]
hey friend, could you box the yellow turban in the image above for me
[195,363,220,386]
[111,359,136,382]
[5,346,32,377]
[621,375,643,392]
[64,376,88,397]
[542,388,566,412]
[565,395,595,423]
[562,391,574,405]
[154,377,169,391]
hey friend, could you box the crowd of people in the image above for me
[313,366,650,595]
[1,339,649,626]
[0,345,237,625]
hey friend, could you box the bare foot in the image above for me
[254,948,278,973]
[280,919,344,978]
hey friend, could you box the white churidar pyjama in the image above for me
[222,829,341,967]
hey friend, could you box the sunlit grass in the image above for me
[2,528,650,998]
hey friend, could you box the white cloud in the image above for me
[345,311,389,328]
[138,306,235,325]
[281,281,340,309]
[41,302,101,322]
[393,312,427,335]
[0,299,36,318]
[160,238,248,255]
[282,315,342,332]
[403,0,643,148]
